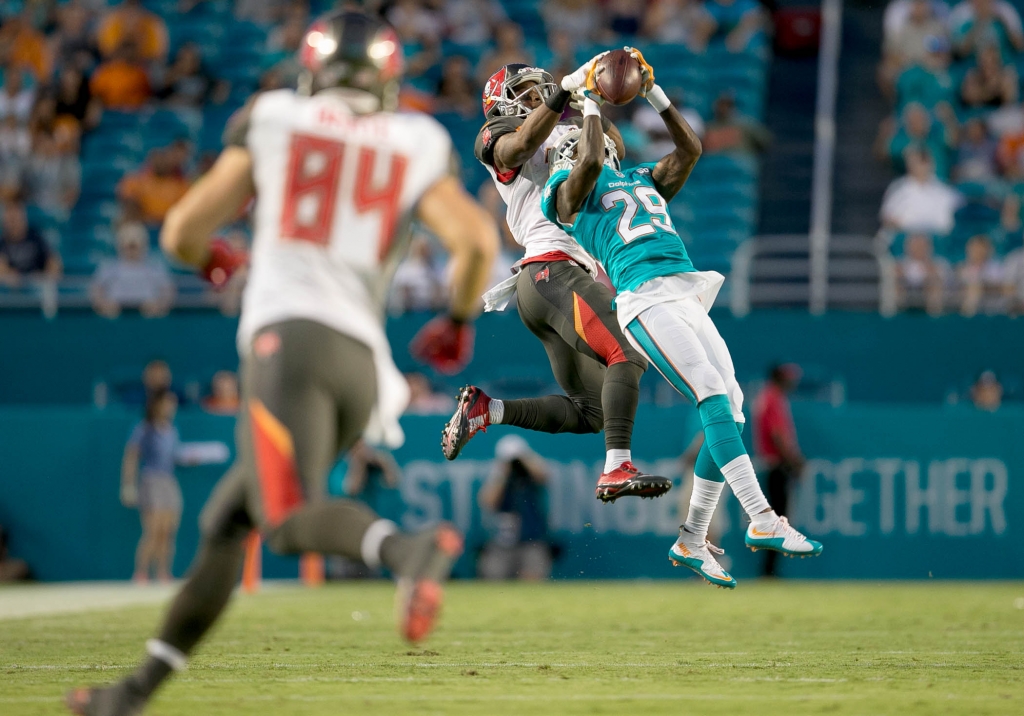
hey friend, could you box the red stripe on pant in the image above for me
[573,293,627,366]
[249,399,304,528]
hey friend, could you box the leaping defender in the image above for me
[441,56,671,503]
[540,49,823,588]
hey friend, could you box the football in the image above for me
[593,49,643,106]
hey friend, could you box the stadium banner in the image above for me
[0,404,1019,580]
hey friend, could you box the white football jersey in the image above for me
[237,89,452,445]
[475,117,598,275]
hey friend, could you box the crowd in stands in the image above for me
[0,0,771,317]
[878,0,1024,314]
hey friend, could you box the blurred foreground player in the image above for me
[541,49,822,589]
[440,57,670,503]
[68,10,498,715]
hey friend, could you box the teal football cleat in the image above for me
[745,515,823,557]
[668,529,737,589]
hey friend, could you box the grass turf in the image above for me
[2,581,1023,715]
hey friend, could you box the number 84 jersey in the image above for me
[540,163,696,294]
[236,89,453,353]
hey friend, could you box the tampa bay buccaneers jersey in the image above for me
[232,89,452,353]
[474,115,598,274]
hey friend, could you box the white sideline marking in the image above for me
[0,582,177,620]
[0,581,299,621]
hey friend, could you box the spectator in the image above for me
[435,55,478,116]
[634,95,705,163]
[960,43,1018,108]
[23,123,81,220]
[0,13,52,82]
[96,0,168,63]
[535,30,582,81]
[202,370,240,415]
[958,233,1006,315]
[53,0,100,74]
[886,102,954,178]
[703,93,771,155]
[880,0,949,95]
[949,0,1024,60]
[121,389,182,583]
[386,0,442,46]
[234,0,288,25]
[0,114,30,194]
[477,435,552,581]
[389,235,445,313]
[893,35,956,113]
[706,0,766,52]
[954,117,998,182]
[1001,245,1024,311]
[117,147,191,225]
[442,0,508,46]
[880,149,963,234]
[141,359,174,400]
[477,22,534,84]
[405,372,456,415]
[90,222,175,318]
[0,65,36,126]
[53,65,102,134]
[896,233,951,314]
[884,0,949,41]
[606,0,647,37]
[971,370,1003,410]
[753,364,804,578]
[263,15,306,89]
[90,39,152,110]
[542,0,603,43]
[0,522,30,582]
[0,200,62,287]
[157,43,226,108]
[642,0,717,52]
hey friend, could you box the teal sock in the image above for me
[698,395,747,469]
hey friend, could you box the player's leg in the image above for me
[68,464,255,716]
[442,264,612,460]
[246,321,462,643]
[688,306,821,558]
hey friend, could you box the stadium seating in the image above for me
[42,1,770,279]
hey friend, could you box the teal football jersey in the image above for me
[540,163,695,293]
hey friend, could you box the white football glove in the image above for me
[560,51,609,92]
[569,87,606,110]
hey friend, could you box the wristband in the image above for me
[646,84,671,113]
[582,97,602,118]
[545,87,572,113]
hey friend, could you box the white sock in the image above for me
[604,449,631,473]
[146,639,187,671]
[489,399,504,424]
[684,476,725,541]
[720,455,771,517]
[360,519,397,569]
[751,509,778,530]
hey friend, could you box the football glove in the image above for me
[561,51,609,92]
[202,238,248,289]
[410,315,475,375]
[625,46,656,95]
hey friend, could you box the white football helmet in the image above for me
[549,128,620,175]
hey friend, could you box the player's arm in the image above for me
[568,115,626,160]
[555,99,605,224]
[626,48,702,201]
[161,147,253,264]
[650,101,702,201]
[417,175,499,322]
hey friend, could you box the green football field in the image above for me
[2,581,1023,715]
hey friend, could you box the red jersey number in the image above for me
[280,133,408,258]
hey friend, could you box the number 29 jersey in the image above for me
[236,89,452,354]
[540,163,695,293]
